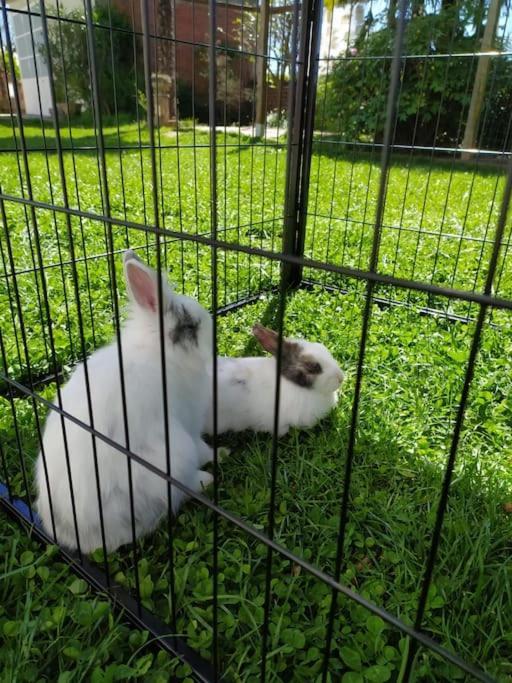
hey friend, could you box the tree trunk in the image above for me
[411,0,425,17]
[155,0,177,125]
[461,0,501,159]
[387,0,397,31]
[255,0,270,136]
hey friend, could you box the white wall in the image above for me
[10,6,51,115]
[8,0,84,116]
[21,75,53,116]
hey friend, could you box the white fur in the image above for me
[204,340,344,436]
[35,251,214,554]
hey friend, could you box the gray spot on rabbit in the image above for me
[281,346,323,388]
[171,304,199,347]
[252,324,323,389]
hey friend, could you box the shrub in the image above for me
[317,5,512,150]
[41,2,141,116]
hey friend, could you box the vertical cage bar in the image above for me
[208,0,220,675]
[140,0,178,631]
[84,0,137,586]
[259,280,291,682]
[290,0,322,283]
[0,3,76,536]
[321,0,408,677]
[25,0,75,362]
[0,10,51,373]
[281,0,321,288]
[54,0,98,351]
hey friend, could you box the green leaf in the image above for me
[364,664,391,682]
[58,673,74,683]
[112,664,135,680]
[52,606,66,624]
[366,615,385,639]
[134,653,153,675]
[3,620,20,636]
[91,668,105,683]
[281,628,306,649]
[342,674,364,683]
[92,601,110,621]
[139,575,154,599]
[383,646,398,661]
[91,548,106,564]
[340,646,362,671]
[446,348,467,363]
[138,558,149,578]
[68,578,88,595]
[430,595,445,609]
[37,566,50,581]
[63,646,82,660]
[20,550,34,565]
[114,571,127,586]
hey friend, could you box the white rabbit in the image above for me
[204,324,344,437]
[35,250,215,554]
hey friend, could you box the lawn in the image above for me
[0,119,511,682]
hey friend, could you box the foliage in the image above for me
[1,51,21,81]
[215,51,255,114]
[267,107,287,127]
[317,1,512,148]
[0,517,186,680]
[231,1,294,83]
[40,2,141,115]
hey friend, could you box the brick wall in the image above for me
[114,0,286,124]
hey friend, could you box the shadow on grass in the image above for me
[211,413,510,678]
[77,405,511,681]
[0,117,143,152]
[311,134,507,176]
[0,118,282,155]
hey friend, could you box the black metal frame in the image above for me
[0,0,510,680]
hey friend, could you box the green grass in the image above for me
[0,119,511,681]
[0,515,192,682]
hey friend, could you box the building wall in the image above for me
[120,0,258,120]
[9,0,83,116]
[8,0,287,123]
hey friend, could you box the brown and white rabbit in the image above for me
[204,324,344,437]
[35,250,215,554]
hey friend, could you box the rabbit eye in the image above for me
[305,361,322,374]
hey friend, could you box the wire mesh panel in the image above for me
[0,0,511,681]
[308,0,512,317]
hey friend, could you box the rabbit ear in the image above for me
[124,252,158,312]
[252,323,279,354]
